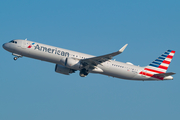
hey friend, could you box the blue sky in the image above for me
[0,0,179,120]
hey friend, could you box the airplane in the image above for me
[2,39,176,81]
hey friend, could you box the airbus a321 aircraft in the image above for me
[3,39,176,81]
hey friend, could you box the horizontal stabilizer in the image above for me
[154,72,176,77]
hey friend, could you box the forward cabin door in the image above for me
[20,40,28,56]
[21,40,27,49]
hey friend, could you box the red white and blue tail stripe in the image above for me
[139,50,175,80]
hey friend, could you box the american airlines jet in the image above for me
[3,39,176,81]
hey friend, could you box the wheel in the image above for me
[14,57,18,60]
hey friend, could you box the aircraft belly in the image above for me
[99,65,136,80]
[101,67,157,80]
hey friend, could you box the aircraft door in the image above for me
[105,61,111,68]
[21,40,27,49]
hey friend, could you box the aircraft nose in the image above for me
[2,43,8,50]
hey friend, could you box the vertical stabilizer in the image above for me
[139,50,175,80]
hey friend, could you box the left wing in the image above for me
[80,44,128,68]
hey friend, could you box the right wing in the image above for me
[80,44,128,68]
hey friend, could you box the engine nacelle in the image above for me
[55,64,75,75]
[60,57,82,70]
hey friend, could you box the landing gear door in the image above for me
[21,40,27,49]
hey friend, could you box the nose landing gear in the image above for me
[14,57,18,60]
[12,53,22,61]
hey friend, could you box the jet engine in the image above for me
[60,57,83,70]
[55,64,75,75]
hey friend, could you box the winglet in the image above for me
[119,44,128,53]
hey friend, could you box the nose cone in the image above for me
[2,43,8,50]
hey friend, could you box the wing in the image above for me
[80,44,128,68]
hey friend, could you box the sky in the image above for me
[0,0,180,120]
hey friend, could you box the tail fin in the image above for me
[139,50,175,80]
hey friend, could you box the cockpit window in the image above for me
[9,40,15,43]
[9,40,17,44]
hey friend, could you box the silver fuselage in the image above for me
[3,39,173,81]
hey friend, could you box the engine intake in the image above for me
[55,64,75,75]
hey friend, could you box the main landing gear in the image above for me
[80,68,89,77]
